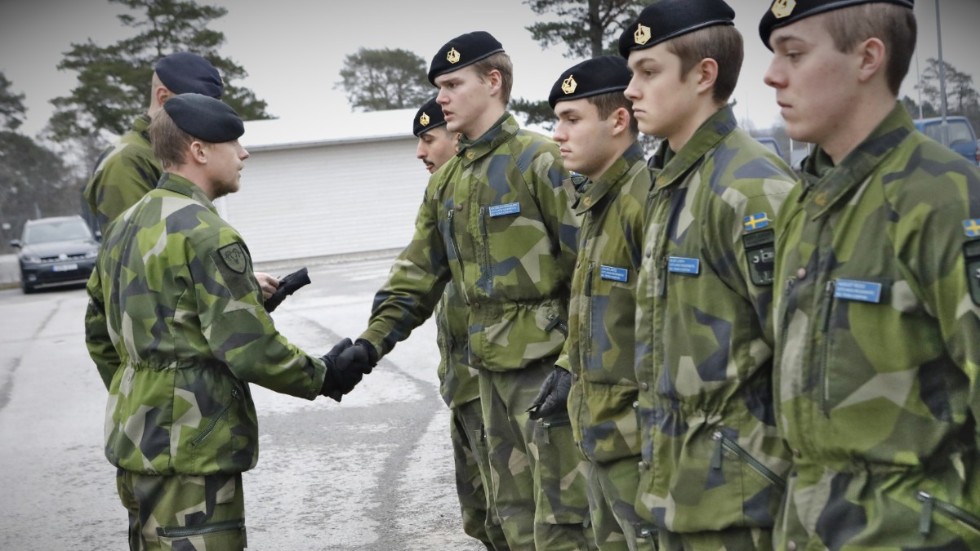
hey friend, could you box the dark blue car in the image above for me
[914,116,979,166]
[10,215,99,293]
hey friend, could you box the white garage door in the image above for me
[223,137,429,263]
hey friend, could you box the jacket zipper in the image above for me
[917,491,980,536]
[711,431,786,490]
[818,279,836,416]
[190,386,239,447]
[447,209,467,277]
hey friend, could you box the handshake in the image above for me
[320,338,378,402]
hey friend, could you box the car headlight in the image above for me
[85,249,99,259]
[22,255,42,264]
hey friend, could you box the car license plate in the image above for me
[53,263,78,272]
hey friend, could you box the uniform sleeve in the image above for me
[84,264,119,390]
[524,143,578,275]
[86,150,157,230]
[359,179,451,357]
[713,170,795,337]
[194,231,326,400]
[909,198,980,443]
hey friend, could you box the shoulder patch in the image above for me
[964,239,980,306]
[218,243,248,274]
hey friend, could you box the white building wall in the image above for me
[223,137,428,263]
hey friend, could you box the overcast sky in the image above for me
[1,0,978,138]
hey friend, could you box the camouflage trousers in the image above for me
[116,469,247,551]
[452,398,510,550]
[586,457,658,551]
[657,527,771,551]
[479,362,597,551]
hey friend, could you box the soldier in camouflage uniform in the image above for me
[82,51,279,297]
[528,56,657,551]
[413,97,508,550]
[340,31,594,550]
[620,2,798,549]
[759,1,980,549]
[85,93,368,551]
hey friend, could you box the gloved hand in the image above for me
[321,338,366,401]
[527,367,572,420]
[337,338,378,375]
[264,267,311,312]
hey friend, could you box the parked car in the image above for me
[914,116,980,166]
[10,215,99,293]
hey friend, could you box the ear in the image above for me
[154,84,172,107]
[485,68,502,96]
[694,58,719,96]
[856,37,887,84]
[609,106,631,136]
[189,141,209,164]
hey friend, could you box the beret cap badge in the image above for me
[634,23,652,46]
[771,0,796,18]
[447,47,461,64]
[419,112,431,126]
[561,75,578,95]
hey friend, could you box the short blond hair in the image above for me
[823,4,916,96]
[472,52,514,104]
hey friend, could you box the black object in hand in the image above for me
[264,267,311,312]
[527,367,572,420]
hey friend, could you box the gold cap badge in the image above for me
[634,23,651,46]
[447,47,461,64]
[771,0,796,19]
[419,112,430,126]
[561,74,578,95]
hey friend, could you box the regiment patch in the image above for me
[963,218,980,238]
[218,243,248,274]
[561,74,577,95]
[743,212,771,232]
[634,23,651,46]
[771,0,795,19]
[447,47,461,64]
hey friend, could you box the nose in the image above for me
[624,77,639,101]
[238,144,250,160]
[552,121,566,143]
[416,140,426,160]
[763,59,783,89]
[436,88,449,105]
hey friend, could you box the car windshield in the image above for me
[922,121,973,144]
[23,219,93,244]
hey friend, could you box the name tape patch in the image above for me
[489,202,521,218]
[600,265,628,283]
[834,279,882,303]
[668,256,700,276]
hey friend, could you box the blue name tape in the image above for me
[488,202,521,217]
[600,265,628,283]
[668,256,700,276]
[834,279,883,303]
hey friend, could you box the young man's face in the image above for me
[552,98,616,180]
[764,14,861,146]
[624,43,701,140]
[205,139,249,199]
[416,127,457,174]
[435,65,492,138]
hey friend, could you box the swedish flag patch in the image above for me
[743,212,770,232]
[963,219,980,238]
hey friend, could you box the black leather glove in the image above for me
[527,367,572,420]
[321,338,365,401]
[337,338,378,375]
[264,267,311,312]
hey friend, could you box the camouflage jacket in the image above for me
[359,113,578,371]
[83,115,161,232]
[85,174,326,476]
[434,279,480,407]
[634,106,797,533]
[554,143,651,463]
[771,104,980,550]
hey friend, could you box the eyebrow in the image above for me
[771,34,804,49]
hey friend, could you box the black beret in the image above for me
[413,96,447,137]
[619,0,736,59]
[154,52,223,98]
[163,93,244,143]
[428,31,505,85]
[760,0,914,50]
[549,56,631,109]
